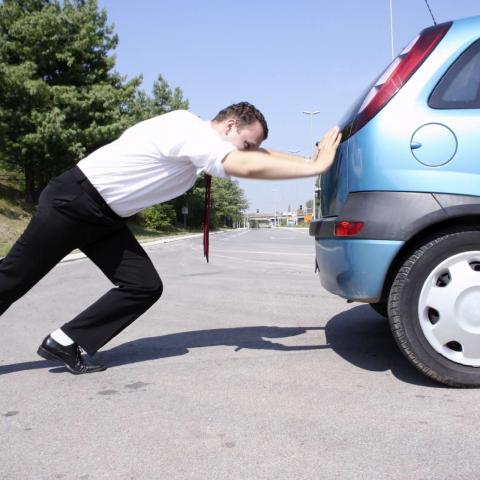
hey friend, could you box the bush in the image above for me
[140,204,176,231]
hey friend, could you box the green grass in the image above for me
[127,222,203,241]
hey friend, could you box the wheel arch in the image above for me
[379,215,480,303]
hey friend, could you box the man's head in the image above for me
[212,102,268,151]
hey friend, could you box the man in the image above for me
[0,102,341,374]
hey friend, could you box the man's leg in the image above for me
[61,226,163,355]
[0,202,80,316]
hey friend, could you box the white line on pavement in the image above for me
[211,249,313,256]
[209,253,314,268]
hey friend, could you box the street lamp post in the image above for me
[302,110,320,219]
[288,149,300,226]
[272,187,278,227]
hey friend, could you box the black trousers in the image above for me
[0,167,163,355]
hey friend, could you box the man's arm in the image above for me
[255,148,307,163]
[223,127,341,179]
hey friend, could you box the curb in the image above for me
[59,230,227,264]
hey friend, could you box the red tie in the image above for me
[203,174,212,263]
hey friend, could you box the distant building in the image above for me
[246,208,313,227]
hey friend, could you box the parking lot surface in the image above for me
[1,228,479,479]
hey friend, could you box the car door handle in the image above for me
[411,142,422,149]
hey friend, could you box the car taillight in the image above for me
[335,221,364,236]
[344,21,452,140]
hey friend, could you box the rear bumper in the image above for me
[312,237,403,301]
[310,190,480,301]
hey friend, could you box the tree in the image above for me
[0,0,140,201]
[128,74,189,124]
[211,177,249,228]
[0,0,246,230]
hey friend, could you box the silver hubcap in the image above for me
[418,251,480,366]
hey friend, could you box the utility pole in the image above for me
[288,149,300,225]
[272,187,278,227]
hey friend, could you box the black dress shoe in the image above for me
[37,335,106,374]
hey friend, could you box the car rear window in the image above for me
[339,22,451,139]
[429,38,480,109]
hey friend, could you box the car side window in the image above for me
[429,38,480,109]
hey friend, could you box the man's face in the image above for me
[222,119,264,151]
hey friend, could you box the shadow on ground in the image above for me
[0,305,441,387]
[324,304,440,388]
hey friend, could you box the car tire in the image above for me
[388,229,480,387]
[370,302,388,318]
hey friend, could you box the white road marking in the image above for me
[216,230,250,241]
[277,228,309,234]
[211,249,313,256]
[209,253,314,268]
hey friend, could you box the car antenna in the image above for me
[423,0,437,25]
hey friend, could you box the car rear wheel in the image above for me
[388,229,480,387]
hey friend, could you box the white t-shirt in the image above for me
[77,110,236,217]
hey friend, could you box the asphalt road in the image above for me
[1,228,480,480]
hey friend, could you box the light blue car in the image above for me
[310,16,480,387]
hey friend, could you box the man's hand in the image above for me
[311,127,342,174]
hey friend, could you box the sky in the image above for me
[96,0,479,214]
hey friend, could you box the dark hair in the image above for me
[213,102,268,140]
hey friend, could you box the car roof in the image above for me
[448,15,480,42]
